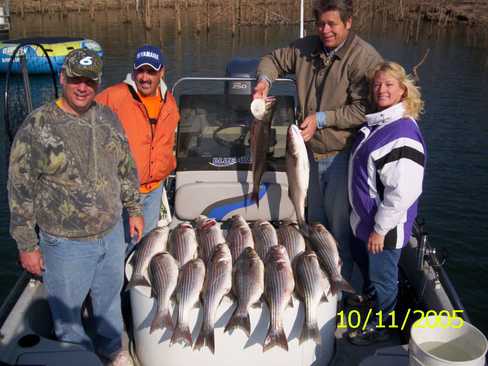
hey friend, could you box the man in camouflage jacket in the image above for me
[8,49,143,366]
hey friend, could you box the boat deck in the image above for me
[331,315,406,366]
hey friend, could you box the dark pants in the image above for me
[351,235,402,324]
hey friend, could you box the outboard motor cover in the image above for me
[224,58,259,95]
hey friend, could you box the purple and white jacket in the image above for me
[348,103,426,249]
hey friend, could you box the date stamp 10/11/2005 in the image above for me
[337,309,465,331]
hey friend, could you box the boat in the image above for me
[1,53,486,365]
[0,37,103,74]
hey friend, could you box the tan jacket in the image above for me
[257,32,382,156]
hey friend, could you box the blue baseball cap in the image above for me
[133,45,165,71]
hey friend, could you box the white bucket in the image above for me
[409,315,488,366]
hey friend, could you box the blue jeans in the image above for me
[307,148,353,282]
[124,183,163,255]
[351,236,402,323]
[39,219,125,358]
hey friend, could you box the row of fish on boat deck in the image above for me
[126,215,355,354]
[126,100,356,354]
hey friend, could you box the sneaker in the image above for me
[108,350,133,366]
[346,325,390,346]
[345,293,375,309]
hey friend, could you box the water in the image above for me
[419,341,480,362]
[1,10,487,337]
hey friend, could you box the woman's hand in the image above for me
[368,231,385,254]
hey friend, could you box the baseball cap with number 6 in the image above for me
[63,48,103,82]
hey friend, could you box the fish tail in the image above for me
[170,322,192,346]
[149,308,173,334]
[125,275,150,291]
[331,277,355,296]
[263,326,288,352]
[224,308,251,336]
[299,322,321,345]
[251,190,260,207]
[194,328,215,354]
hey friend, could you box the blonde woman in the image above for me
[347,62,426,345]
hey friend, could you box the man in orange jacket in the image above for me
[96,45,180,252]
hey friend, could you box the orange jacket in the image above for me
[96,75,180,192]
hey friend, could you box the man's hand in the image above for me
[19,248,44,276]
[368,231,385,254]
[252,79,270,100]
[129,216,145,243]
[299,114,318,142]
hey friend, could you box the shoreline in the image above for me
[9,0,488,27]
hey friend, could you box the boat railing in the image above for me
[3,41,59,144]
[0,272,31,333]
[414,219,471,323]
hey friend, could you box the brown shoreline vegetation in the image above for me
[10,0,488,28]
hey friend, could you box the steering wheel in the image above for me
[212,123,252,149]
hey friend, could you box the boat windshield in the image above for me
[176,94,295,171]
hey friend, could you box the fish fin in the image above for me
[224,308,251,336]
[125,275,150,291]
[294,281,304,299]
[194,328,215,354]
[170,322,192,347]
[299,322,321,345]
[225,291,236,302]
[192,298,202,309]
[251,299,262,308]
[263,326,288,352]
[149,308,173,334]
[320,291,329,303]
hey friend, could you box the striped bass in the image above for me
[194,243,232,354]
[148,252,179,334]
[195,217,226,265]
[171,258,206,346]
[252,219,278,261]
[168,222,198,268]
[294,250,329,344]
[250,97,277,206]
[126,226,169,290]
[285,124,309,228]
[277,220,306,265]
[263,245,295,352]
[303,223,354,295]
[225,247,264,336]
[226,215,254,263]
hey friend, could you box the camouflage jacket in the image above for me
[8,101,143,252]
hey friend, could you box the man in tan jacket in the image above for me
[253,0,382,284]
